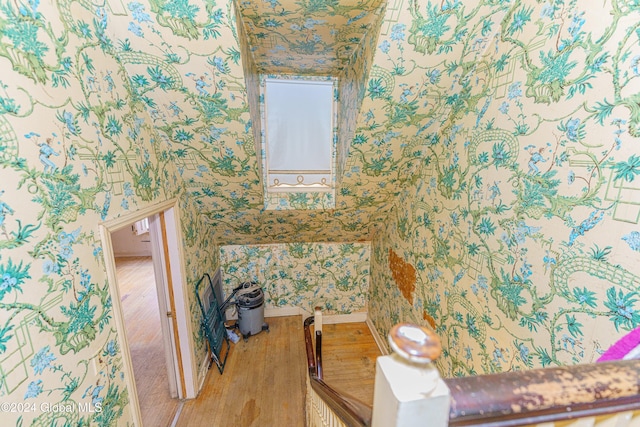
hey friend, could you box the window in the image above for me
[132,218,149,235]
[263,77,335,192]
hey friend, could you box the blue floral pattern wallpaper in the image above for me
[366,1,640,377]
[0,0,640,424]
[0,0,219,424]
[220,242,370,315]
[235,0,386,76]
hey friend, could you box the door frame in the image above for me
[99,197,197,425]
[148,212,179,399]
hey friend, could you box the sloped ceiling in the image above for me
[109,0,420,246]
[179,0,399,245]
[235,0,386,75]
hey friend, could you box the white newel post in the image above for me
[372,323,451,427]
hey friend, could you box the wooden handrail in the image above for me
[445,358,640,427]
[304,316,316,374]
[305,316,640,427]
[304,316,372,426]
[315,330,323,379]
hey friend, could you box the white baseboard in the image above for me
[366,317,389,355]
[262,306,368,325]
[322,311,367,324]
[113,251,153,258]
[264,306,304,318]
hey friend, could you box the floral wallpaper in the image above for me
[220,242,370,315]
[0,0,217,425]
[2,0,640,424]
[235,0,386,76]
[238,0,385,212]
[366,0,640,377]
[0,0,384,424]
[105,0,392,245]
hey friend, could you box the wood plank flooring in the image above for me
[176,317,381,426]
[316,322,381,406]
[109,259,640,425]
[115,257,381,426]
[177,316,307,427]
[115,256,180,427]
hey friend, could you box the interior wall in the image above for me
[234,0,263,184]
[367,2,640,376]
[3,0,639,423]
[220,242,370,315]
[0,2,218,426]
[336,3,385,182]
[111,226,152,257]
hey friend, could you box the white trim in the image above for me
[112,249,153,257]
[101,198,178,232]
[366,317,390,356]
[264,306,304,318]
[148,214,179,399]
[163,207,198,398]
[99,223,143,427]
[170,401,184,427]
[264,78,335,87]
[263,306,368,325]
[322,312,368,324]
[197,347,211,393]
[99,197,197,425]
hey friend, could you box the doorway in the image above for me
[115,255,180,425]
[99,199,197,426]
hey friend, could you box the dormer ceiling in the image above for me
[235,0,386,76]
[103,0,427,246]
[181,0,393,246]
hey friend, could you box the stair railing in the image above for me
[445,357,640,427]
[304,311,640,427]
[304,307,372,427]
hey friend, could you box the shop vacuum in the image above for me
[221,282,269,341]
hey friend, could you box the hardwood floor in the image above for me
[177,316,307,427]
[115,256,180,427]
[115,258,381,426]
[316,322,381,406]
[176,317,381,426]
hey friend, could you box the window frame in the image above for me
[261,75,337,194]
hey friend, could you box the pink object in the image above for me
[597,327,640,362]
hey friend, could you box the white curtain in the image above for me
[265,79,333,188]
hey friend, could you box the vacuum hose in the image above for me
[220,281,261,313]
